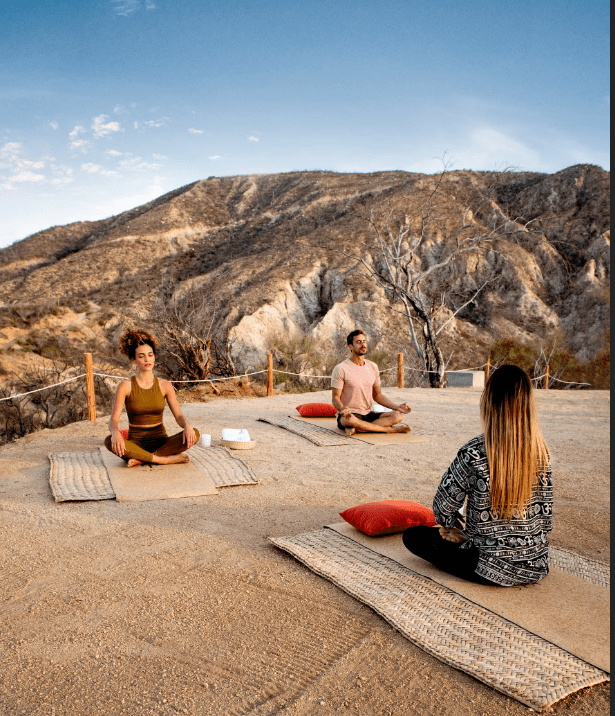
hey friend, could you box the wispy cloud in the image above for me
[1,142,48,171]
[6,170,46,183]
[152,153,167,160]
[112,0,141,16]
[69,126,85,140]
[81,163,118,176]
[208,155,221,160]
[453,126,541,170]
[119,155,162,172]
[92,115,121,138]
[1,142,72,190]
[48,176,75,185]
[248,136,259,142]
[142,118,168,128]
[49,121,59,130]
[70,139,90,153]
[0,142,22,166]
[188,128,204,134]
[106,149,123,156]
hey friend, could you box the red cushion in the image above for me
[120,429,128,439]
[340,500,437,536]
[296,402,338,417]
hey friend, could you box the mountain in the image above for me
[0,165,609,379]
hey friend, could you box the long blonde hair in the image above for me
[480,365,550,520]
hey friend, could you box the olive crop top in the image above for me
[126,376,166,426]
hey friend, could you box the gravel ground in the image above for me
[0,387,610,715]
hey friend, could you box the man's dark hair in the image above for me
[347,329,366,346]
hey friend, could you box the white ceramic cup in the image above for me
[198,434,211,447]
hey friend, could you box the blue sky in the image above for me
[0,0,610,247]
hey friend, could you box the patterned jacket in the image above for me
[433,435,553,586]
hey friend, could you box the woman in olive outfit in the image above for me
[105,330,199,468]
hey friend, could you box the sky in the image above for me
[0,0,610,248]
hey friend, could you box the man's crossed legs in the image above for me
[337,410,411,437]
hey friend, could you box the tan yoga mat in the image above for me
[271,528,608,710]
[99,447,218,502]
[329,522,610,673]
[49,451,116,502]
[298,416,428,445]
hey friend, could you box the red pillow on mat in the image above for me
[340,500,437,536]
[296,403,338,417]
[120,429,128,439]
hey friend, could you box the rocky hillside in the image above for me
[0,165,609,379]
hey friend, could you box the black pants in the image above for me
[402,526,496,585]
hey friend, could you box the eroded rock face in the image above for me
[0,166,609,372]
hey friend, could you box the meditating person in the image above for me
[105,329,200,468]
[403,364,553,586]
[331,329,411,436]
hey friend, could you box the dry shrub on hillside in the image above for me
[0,360,116,446]
[150,283,235,383]
[264,335,345,392]
[490,335,610,389]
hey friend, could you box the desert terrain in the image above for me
[0,386,609,715]
[0,165,609,380]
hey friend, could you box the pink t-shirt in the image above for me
[331,359,381,414]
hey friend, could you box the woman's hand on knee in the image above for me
[111,430,125,457]
[183,425,197,448]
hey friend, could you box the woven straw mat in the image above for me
[549,546,610,588]
[189,446,259,487]
[270,529,609,711]
[258,416,358,446]
[49,451,116,502]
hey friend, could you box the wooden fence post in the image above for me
[544,364,549,390]
[266,354,274,396]
[485,355,491,380]
[84,353,97,421]
[397,353,404,389]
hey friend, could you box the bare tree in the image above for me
[336,166,543,387]
[151,283,236,382]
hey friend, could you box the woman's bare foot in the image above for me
[152,453,191,465]
[344,427,356,436]
[389,424,411,433]
[127,459,144,468]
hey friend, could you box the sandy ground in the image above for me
[0,387,610,716]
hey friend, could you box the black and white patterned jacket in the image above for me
[433,435,553,586]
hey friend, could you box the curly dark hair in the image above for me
[119,329,158,360]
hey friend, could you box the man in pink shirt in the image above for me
[331,329,411,436]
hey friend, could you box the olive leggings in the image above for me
[104,424,200,463]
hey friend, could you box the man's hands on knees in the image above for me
[397,402,411,414]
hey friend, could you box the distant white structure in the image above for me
[447,370,485,388]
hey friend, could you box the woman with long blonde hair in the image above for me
[403,364,553,586]
[105,330,200,468]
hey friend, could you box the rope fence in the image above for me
[0,352,594,416]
